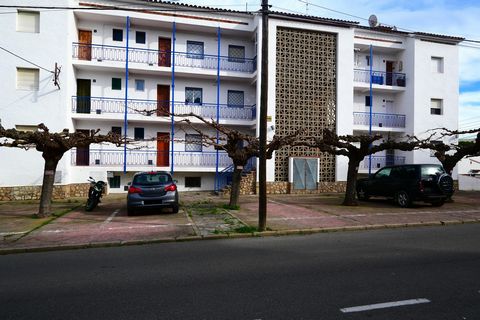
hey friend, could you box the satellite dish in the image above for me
[368,14,378,28]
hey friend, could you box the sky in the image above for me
[177,0,480,135]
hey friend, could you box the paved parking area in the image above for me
[1,191,479,253]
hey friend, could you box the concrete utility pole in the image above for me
[258,0,269,231]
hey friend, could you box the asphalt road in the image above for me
[1,224,480,320]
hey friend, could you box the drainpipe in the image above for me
[123,16,130,174]
[368,44,373,177]
[170,22,176,175]
[215,27,221,192]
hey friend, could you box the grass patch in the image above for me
[234,225,258,233]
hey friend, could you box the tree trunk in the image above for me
[37,156,60,218]
[342,158,361,206]
[229,167,243,208]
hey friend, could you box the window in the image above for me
[136,31,146,44]
[185,177,201,188]
[112,29,123,41]
[17,11,40,33]
[431,57,444,73]
[185,134,202,152]
[430,98,443,115]
[366,55,370,66]
[15,125,38,132]
[228,45,245,63]
[112,78,122,90]
[16,68,39,90]
[187,41,204,59]
[134,127,144,141]
[108,176,121,188]
[365,96,371,107]
[185,87,202,104]
[111,126,122,135]
[374,167,391,179]
[228,90,244,107]
[135,79,145,91]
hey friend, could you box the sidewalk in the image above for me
[1,191,479,254]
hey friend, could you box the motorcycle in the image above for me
[85,177,106,211]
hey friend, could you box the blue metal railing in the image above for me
[353,112,406,128]
[360,156,406,170]
[72,43,257,73]
[354,69,406,87]
[71,149,232,167]
[71,96,256,121]
[215,156,257,192]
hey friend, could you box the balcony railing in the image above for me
[354,69,406,87]
[360,155,406,170]
[72,96,256,121]
[353,112,406,128]
[71,149,232,168]
[72,43,257,73]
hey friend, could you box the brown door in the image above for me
[157,85,170,116]
[76,79,91,113]
[386,61,394,86]
[76,130,90,166]
[78,30,92,61]
[157,132,170,167]
[158,37,171,67]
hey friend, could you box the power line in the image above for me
[0,46,53,73]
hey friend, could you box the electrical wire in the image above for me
[0,46,53,73]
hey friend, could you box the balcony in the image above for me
[354,69,406,87]
[72,43,257,73]
[72,97,256,121]
[71,149,232,168]
[353,112,406,129]
[360,155,406,171]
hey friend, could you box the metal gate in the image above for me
[292,158,318,190]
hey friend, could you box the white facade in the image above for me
[0,1,462,193]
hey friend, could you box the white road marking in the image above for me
[340,298,431,313]
[102,209,120,226]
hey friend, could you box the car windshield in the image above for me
[133,173,171,186]
[421,165,445,178]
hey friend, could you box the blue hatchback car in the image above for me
[127,171,179,215]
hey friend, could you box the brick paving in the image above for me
[1,191,479,253]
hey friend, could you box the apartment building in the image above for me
[0,0,463,197]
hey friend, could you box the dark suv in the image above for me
[127,171,179,215]
[356,164,454,207]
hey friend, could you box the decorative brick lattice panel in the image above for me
[275,27,337,182]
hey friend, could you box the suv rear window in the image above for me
[133,173,171,186]
[421,165,445,178]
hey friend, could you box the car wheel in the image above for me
[171,204,179,214]
[431,199,445,207]
[395,190,411,208]
[127,207,135,216]
[357,186,370,201]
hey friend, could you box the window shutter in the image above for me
[17,11,40,33]
[17,68,39,90]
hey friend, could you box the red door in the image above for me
[76,130,90,166]
[157,132,170,167]
[78,30,92,61]
[157,85,170,116]
[158,38,171,67]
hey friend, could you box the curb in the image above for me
[1,218,479,256]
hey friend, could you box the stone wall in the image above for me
[0,183,91,201]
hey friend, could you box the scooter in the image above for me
[85,177,106,211]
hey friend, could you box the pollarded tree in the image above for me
[299,129,419,206]
[422,128,480,175]
[0,124,123,217]
[179,113,299,208]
